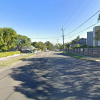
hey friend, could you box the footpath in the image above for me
[69,52,100,62]
[84,56,100,62]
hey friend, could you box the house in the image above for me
[76,38,87,45]
[71,38,87,47]
[87,26,100,46]
[87,31,93,46]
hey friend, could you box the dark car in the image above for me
[22,50,33,53]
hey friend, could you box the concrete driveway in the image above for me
[0,51,100,100]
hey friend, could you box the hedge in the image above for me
[0,51,20,58]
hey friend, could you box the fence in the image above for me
[67,48,100,57]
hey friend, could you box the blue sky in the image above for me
[0,0,100,44]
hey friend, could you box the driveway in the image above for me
[0,51,100,100]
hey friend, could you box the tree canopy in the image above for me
[16,34,31,51]
[98,14,100,21]
[0,28,18,51]
[38,41,46,50]
[45,41,54,50]
[31,41,46,50]
[0,27,55,52]
[71,36,80,44]
[94,29,100,41]
[31,42,37,47]
[32,41,54,51]
[58,43,63,50]
[94,14,100,41]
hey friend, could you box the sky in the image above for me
[0,0,100,44]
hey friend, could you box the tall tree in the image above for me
[16,35,31,51]
[65,43,71,51]
[31,42,37,47]
[45,41,54,50]
[38,41,46,50]
[0,28,18,51]
[71,36,80,44]
[94,14,100,41]
[31,42,39,49]
[94,29,100,41]
[58,43,63,50]
[32,41,46,51]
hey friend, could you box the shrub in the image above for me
[0,51,20,58]
[73,45,87,48]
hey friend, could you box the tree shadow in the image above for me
[53,52,67,56]
[10,56,100,100]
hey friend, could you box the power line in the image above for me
[63,0,82,27]
[31,9,100,40]
[64,0,93,29]
[65,21,100,40]
[64,9,100,37]
[31,36,62,39]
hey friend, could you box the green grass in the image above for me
[0,53,35,67]
[64,51,86,60]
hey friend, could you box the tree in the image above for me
[16,35,31,51]
[94,29,100,41]
[31,42,37,47]
[38,41,46,51]
[65,43,71,52]
[0,28,18,51]
[98,14,100,21]
[45,41,54,50]
[32,41,47,51]
[58,43,63,51]
[71,36,80,44]
[94,14,100,41]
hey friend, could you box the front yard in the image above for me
[0,53,35,67]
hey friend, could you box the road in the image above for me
[0,51,100,100]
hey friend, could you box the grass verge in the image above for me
[63,51,86,60]
[0,53,35,67]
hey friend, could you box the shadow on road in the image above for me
[10,56,100,100]
[53,52,67,56]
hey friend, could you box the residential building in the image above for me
[71,38,87,47]
[87,26,100,46]
[87,31,93,46]
[77,38,87,45]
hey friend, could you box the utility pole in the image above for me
[56,39,59,49]
[57,39,59,44]
[61,27,65,52]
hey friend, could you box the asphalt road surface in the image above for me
[0,51,100,100]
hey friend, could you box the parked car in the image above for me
[55,49,60,52]
[22,50,33,53]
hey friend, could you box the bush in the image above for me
[73,45,87,48]
[0,51,20,58]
